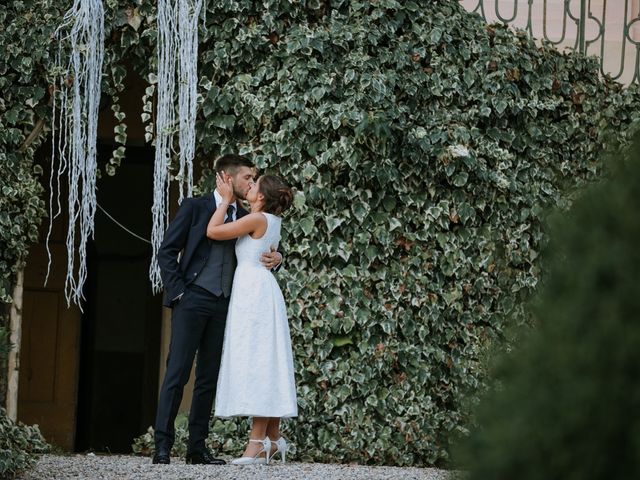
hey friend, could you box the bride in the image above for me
[206,172,298,465]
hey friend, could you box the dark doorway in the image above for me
[75,144,162,453]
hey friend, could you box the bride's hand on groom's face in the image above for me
[216,171,234,202]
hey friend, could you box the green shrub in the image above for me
[0,408,50,479]
[455,133,640,479]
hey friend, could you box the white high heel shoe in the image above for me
[268,437,288,464]
[231,437,271,465]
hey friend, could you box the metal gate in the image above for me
[460,0,640,84]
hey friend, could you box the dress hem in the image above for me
[214,412,298,418]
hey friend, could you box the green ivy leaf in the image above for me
[211,115,235,130]
[351,201,370,223]
[299,217,315,236]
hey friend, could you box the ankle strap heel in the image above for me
[268,436,288,464]
[231,437,271,466]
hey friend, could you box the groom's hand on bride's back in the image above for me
[261,247,283,271]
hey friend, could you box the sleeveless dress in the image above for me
[214,213,298,417]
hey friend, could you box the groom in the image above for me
[152,154,282,465]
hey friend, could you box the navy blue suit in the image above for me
[157,193,247,307]
[154,193,247,454]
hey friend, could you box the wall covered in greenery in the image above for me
[0,0,58,408]
[185,0,640,465]
[2,0,640,466]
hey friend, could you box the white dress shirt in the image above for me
[214,189,237,221]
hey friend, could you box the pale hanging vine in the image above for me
[47,0,105,306]
[149,0,203,292]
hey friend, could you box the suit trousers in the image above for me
[154,285,229,453]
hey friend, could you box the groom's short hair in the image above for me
[214,153,254,175]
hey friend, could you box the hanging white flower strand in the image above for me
[177,0,203,201]
[149,0,203,292]
[47,0,105,306]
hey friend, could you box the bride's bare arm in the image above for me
[207,212,266,241]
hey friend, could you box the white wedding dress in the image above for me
[215,213,298,418]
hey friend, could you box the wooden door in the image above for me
[18,243,81,450]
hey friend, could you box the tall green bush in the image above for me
[455,133,640,479]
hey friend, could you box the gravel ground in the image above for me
[18,454,457,480]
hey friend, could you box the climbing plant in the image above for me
[0,0,60,408]
[0,407,50,479]
[186,0,640,465]
[2,0,640,467]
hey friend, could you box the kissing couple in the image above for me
[152,153,298,466]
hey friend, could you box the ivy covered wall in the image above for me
[0,1,56,405]
[1,0,640,466]
[170,0,640,465]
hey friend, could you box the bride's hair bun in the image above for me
[259,175,294,216]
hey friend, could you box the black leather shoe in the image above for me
[152,449,171,464]
[185,450,226,465]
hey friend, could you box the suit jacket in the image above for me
[157,193,248,308]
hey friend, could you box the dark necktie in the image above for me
[225,204,235,223]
